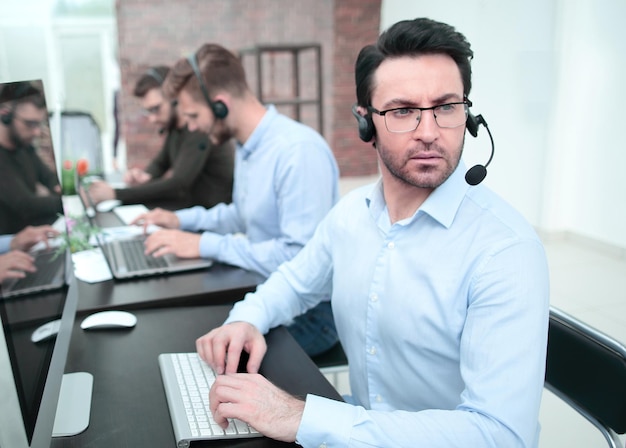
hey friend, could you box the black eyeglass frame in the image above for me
[13,115,45,130]
[368,98,473,132]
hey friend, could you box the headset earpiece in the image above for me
[1,110,12,126]
[466,112,479,138]
[351,104,375,142]
[187,54,229,120]
[210,100,228,120]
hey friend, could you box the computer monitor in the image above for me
[0,79,92,446]
[0,274,92,447]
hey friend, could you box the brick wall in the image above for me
[116,0,381,176]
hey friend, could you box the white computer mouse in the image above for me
[31,319,62,343]
[80,310,137,330]
[96,199,122,213]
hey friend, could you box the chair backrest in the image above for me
[546,306,626,447]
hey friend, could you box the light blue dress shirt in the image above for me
[175,105,339,277]
[225,161,550,447]
[0,235,13,254]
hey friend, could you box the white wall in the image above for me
[0,2,119,176]
[381,0,626,250]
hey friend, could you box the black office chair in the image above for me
[545,306,626,448]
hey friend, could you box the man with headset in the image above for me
[196,18,550,447]
[85,66,234,210]
[0,81,63,235]
[134,44,340,357]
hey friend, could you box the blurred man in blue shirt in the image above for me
[135,44,340,357]
[197,18,550,448]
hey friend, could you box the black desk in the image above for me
[51,304,342,448]
[76,262,265,315]
[3,263,264,327]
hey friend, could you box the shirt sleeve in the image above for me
[224,210,335,332]
[0,150,63,226]
[115,131,213,204]
[0,235,13,254]
[176,204,245,235]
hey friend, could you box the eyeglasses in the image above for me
[368,99,472,133]
[13,115,44,130]
[142,102,163,116]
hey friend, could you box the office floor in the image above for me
[324,176,626,447]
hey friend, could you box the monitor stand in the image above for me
[52,372,93,437]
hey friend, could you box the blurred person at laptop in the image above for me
[84,65,234,210]
[0,224,59,281]
[196,18,550,448]
[134,44,340,357]
[0,81,63,235]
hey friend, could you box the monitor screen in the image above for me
[0,274,79,447]
[0,79,90,447]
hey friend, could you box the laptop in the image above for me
[79,183,212,280]
[158,352,261,444]
[1,247,68,299]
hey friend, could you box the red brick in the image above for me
[116,0,381,176]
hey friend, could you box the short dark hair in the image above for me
[355,17,474,107]
[162,43,247,102]
[0,81,46,109]
[133,66,170,98]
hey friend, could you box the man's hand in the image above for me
[196,322,267,375]
[86,181,115,203]
[143,229,201,258]
[209,373,305,442]
[131,208,180,230]
[11,225,59,251]
[124,168,152,185]
[0,251,36,282]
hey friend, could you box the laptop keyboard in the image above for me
[117,239,168,271]
[11,251,62,290]
[168,353,260,438]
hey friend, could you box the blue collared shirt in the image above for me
[0,235,13,254]
[176,105,339,277]
[226,162,550,447]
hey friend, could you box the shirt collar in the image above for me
[239,104,276,159]
[365,161,470,229]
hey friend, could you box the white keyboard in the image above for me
[167,353,260,439]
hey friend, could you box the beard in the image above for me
[8,121,32,148]
[376,137,464,189]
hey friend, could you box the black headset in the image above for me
[0,108,12,125]
[187,54,228,120]
[145,67,165,85]
[351,103,495,186]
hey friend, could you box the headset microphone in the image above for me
[465,113,495,186]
